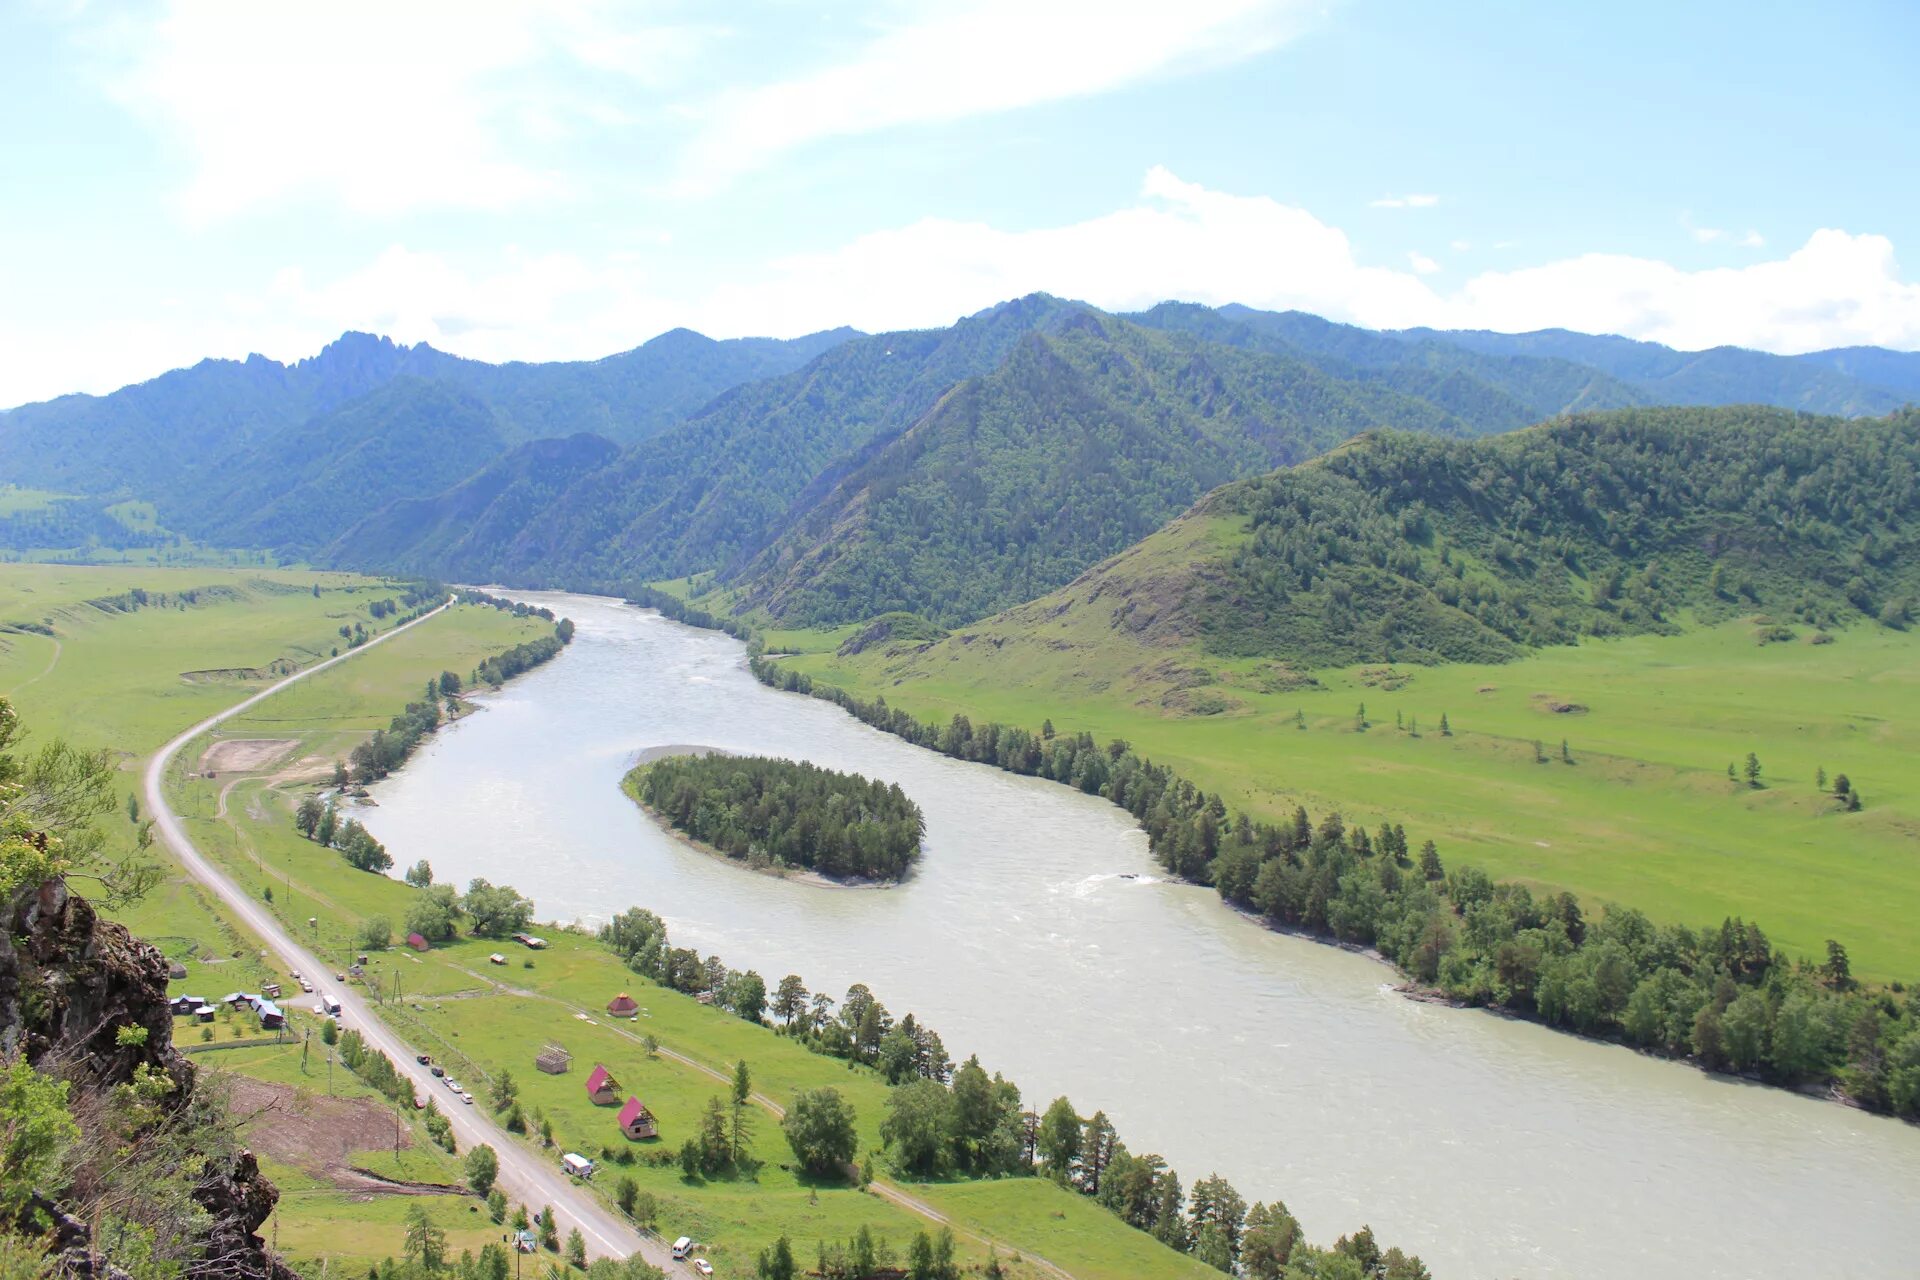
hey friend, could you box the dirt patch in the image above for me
[228,1075,418,1189]
[179,659,301,684]
[1529,695,1589,715]
[200,739,297,773]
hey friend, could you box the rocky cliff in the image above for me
[1,877,296,1280]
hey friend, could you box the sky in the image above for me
[2,0,1918,407]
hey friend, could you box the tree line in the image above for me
[749,657,1920,1120]
[596,906,1428,1277]
[626,754,923,881]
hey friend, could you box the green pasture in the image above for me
[782,613,1920,980]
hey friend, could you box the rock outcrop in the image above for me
[1,877,296,1280]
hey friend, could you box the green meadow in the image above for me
[776,613,1920,980]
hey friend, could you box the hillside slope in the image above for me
[868,404,1920,673]
[733,310,1474,626]
[323,431,623,577]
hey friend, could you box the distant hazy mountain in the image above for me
[1396,326,1911,417]
[0,324,856,504]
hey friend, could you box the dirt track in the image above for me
[200,738,296,773]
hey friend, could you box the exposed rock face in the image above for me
[2,878,296,1280]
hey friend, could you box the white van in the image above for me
[670,1237,693,1260]
[561,1153,594,1179]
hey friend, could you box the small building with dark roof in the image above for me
[606,992,639,1018]
[616,1095,657,1140]
[585,1063,621,1106]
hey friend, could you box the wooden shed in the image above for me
[534,1044,572,1075]
[616,1095,657,1140]
[585,1063,621,1106]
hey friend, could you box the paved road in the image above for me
[141,604,681,1274]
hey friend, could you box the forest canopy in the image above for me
[626,753,924,881]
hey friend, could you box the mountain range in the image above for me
[2,298,1915,640]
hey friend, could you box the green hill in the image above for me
[954,404,1920,671]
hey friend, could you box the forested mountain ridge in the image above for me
[730,309,1481,626]
[882,405,1920,673]
[322,432,622,578]
[448,293,1104,587]
[166,377,511,556]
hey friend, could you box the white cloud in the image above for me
[93,1,709,221]
[1407,251,1441,275]
[1740,230,1766,248]
[672,0,1321,195]
[1450,239,1472,252]
[1692,226,1725,244]
[1370,193,1439,209]
[10,168,1918,407]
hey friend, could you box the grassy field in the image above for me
[167,759,1212,1280]
[772,605,1920,981]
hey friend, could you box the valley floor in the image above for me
[774,615,1920,980]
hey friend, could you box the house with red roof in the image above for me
[585,1063,621,1106]
[406,932,430,952]
[616,1095,657,1140]
[606,992,639,1017]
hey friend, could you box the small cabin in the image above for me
[534,1044,572,1075]
[406,932,430,952]
[606,992,639,1018]
[585,1063,621,1106]
[194,1005,216,1023]
[168,961,189,980]
[170,995,205,1016]
[489,953,506,966]
[256,1001,285,1030]
[616,1095,657,1141]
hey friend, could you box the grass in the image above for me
[775,605,1920,981]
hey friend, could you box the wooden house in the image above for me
[616,1095,657,1140]
[406,932,430,952]
[534,1044,572,1075]
[606,992,639,1018]
[585,1063,621,1106]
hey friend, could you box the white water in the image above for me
[360,594,1920,1279]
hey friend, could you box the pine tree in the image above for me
[1815,765,1827,791]
[1533,739,1547,764]
[1439,712,1451,736]
[1744,752,1763,788]
[1560,739,1573,765]
[1294,709,1306,730]
[1355,703,1368,732]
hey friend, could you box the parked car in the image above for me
[444,1078,460,1092]
[693,1261,713,1277]
[670,1238,692,1261]
[460,1092,474,1105]
[429,1065,445,1077]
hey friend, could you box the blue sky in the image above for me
[2,0,1917,407]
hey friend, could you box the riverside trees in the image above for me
[628,754,924,880]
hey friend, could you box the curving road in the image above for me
[141,604,680,1274]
